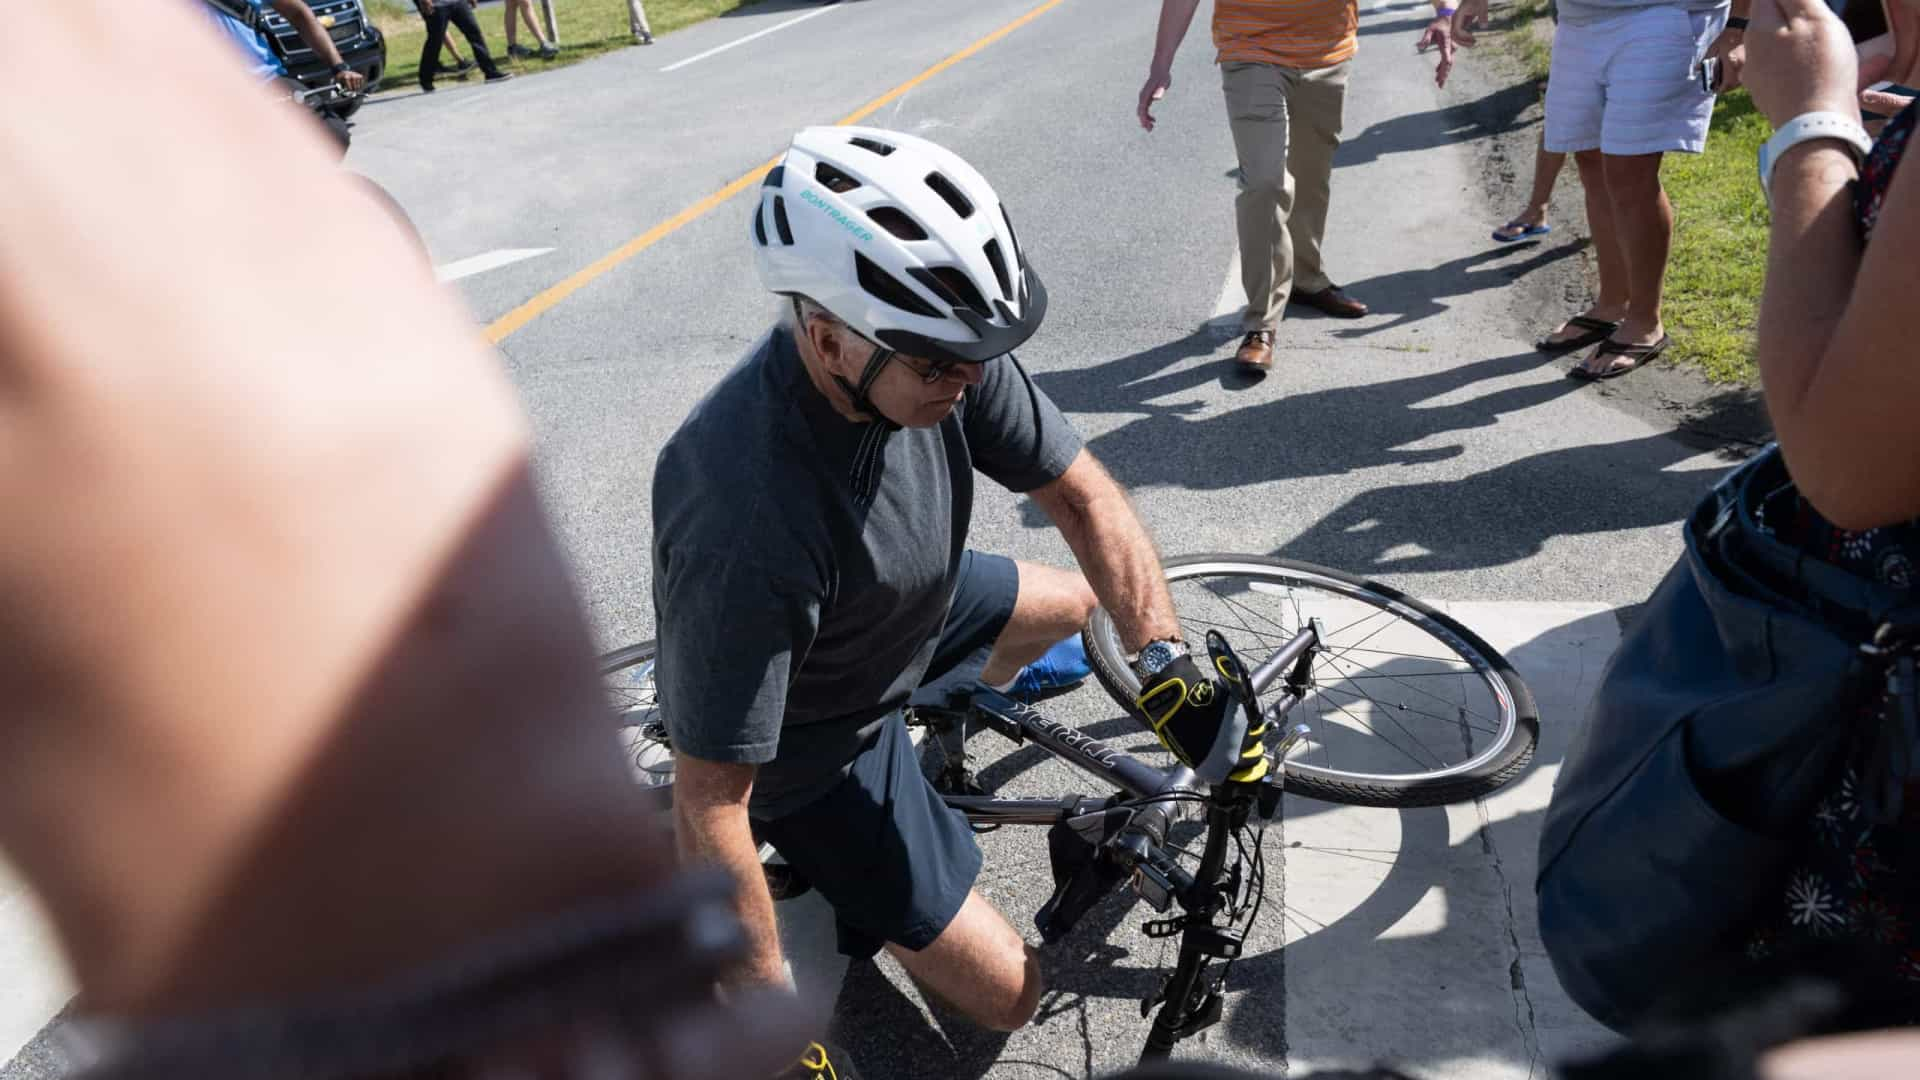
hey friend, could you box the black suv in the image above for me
[260,0,387,111]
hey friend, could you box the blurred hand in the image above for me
[1746,0,1860,127]
[1707,35,1747,90]
[1138,67,1172,131]
[1452,0,1489,47]
[1418,15,1458,88]
[335,68,366,91]
[1857,47,1915,121]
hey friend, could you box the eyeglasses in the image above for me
[890,352,966,384]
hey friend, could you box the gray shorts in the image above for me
[752,550,1019,958]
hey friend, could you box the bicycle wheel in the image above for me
[602,640,675,798]
[1083,555,1538,808]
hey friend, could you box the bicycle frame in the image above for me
[915,622,1323,1062]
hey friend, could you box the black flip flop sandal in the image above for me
[1536,315,1622,355]
[1567,334,1671,381]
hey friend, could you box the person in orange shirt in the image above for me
[1138,0,1470,372]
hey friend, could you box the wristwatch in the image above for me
[1725,15,1749,29]
[329,62,351,77]
[1131,638,1186,680]
[1756,112,1872,205]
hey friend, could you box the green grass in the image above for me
[1660,91,1772,383]
[365,0,753,91]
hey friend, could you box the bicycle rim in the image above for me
[1084,556,1538,807]
[602,640,675,797]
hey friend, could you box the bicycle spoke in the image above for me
[1318,693,1448,771]
[1317,643,1478,667]
[1317,649,1497,731]
[1315,680,1501,738]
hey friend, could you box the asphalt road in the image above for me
[4,0,1742,1076]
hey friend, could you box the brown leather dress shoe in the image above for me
[1290,285,1368,319]
[1235,330,1275,371]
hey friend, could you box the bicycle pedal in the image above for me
[1142,917,1185,939]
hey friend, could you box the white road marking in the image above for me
[660,1,843,73]
[434,247,555,284]
[1,863,72,1065]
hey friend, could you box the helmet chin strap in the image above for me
[795,298,899,429]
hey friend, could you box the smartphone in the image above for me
[1697,56,1719,94]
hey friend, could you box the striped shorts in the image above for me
[1544,6,1727,156]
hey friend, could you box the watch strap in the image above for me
[1758,112,1872,204]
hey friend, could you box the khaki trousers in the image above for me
[1221,59,1350,332]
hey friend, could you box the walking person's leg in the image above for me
[447,0,508,79]
[629,0,654,44]
[1495,133,1568,240]
[418,9,450,91]
[1221,61,1293,369]
[1279,60,1360,311]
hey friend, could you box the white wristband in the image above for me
[1757,112,1873,205]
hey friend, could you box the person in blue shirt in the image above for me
[197,0,368,92]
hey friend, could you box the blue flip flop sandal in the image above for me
[1493,220,1552,243]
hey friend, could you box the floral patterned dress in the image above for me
[1745,101,1920,1005]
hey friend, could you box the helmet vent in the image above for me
[814,162,862,194]
[912,267,991,320]
[763,165,785,189]
[924,172,974,219]
[1000,206,1021,260]
[868,207,929,242]
[772,196,794,245]
[848,136,896,157]
[753,203,769,246]
[982,239,1011,302]
[856,252,942,319]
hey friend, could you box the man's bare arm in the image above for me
[1026,450,1179,653]
[672,756,789,989]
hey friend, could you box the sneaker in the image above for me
[1009,635,1091,701]
[539,44,559,59]
[507,44,534,59]
[775,1040,860,1080]
[484,70,515,83]
[639,31,654,44]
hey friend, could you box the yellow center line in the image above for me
[485,0,1070,346]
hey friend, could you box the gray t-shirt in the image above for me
[1555,0,1726,24]
[651,327,1085,818]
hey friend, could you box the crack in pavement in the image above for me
[1476,801,1543,1079]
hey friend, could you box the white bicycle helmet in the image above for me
[750,126,1047,376]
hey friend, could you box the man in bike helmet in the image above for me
[651,127,1270,1036]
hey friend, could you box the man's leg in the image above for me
[1540,148,1632,348]
[447,0,506,77]
[418,11,450,91]
[1277,60,1352,296]
[886,891,1043,1032]
[1222,61,1294,334]
[1573,151,1669,375]
[979,560,1096,686]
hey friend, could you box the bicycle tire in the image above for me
[602,639,675,807]
[1082,554,1539,808]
